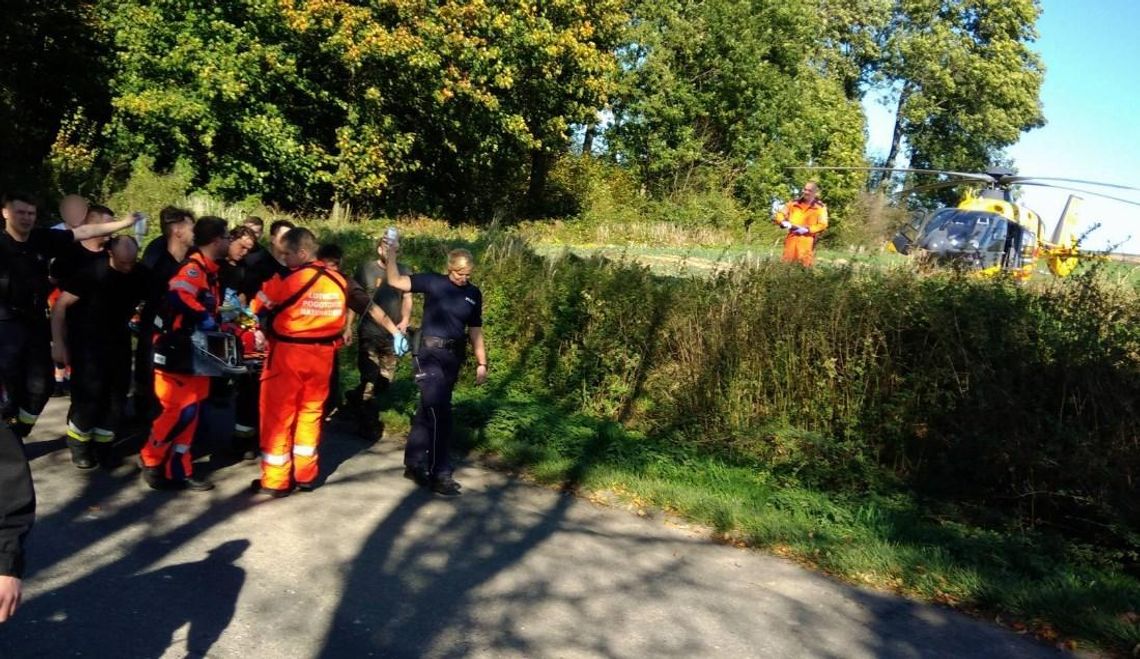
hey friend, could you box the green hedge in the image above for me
[333,228,1139,554]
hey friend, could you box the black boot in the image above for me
[67,438,97,470]
[142,466,174,490]
[185,476,215,491]
[403,464,432,487]
[430,474,462,496]
[94,442,118,469]
[11,420,33,440]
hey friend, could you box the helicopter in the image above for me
[792,166,1140,278]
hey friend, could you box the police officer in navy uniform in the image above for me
[384,242,487,496]
[0,192,137,439]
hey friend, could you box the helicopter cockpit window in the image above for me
[918,209,1007,253]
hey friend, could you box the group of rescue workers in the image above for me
[1,191,490,622]
[0,181,821,623]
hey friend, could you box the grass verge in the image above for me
[444,387,1138,655]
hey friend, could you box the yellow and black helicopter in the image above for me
[797,166,1140,278]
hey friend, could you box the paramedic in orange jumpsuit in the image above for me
[139,217,230,492]
[250,228,349,497]
[775,181,828,267]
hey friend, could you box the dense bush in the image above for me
[389,233,1140,551]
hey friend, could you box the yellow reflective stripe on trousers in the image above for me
[93,428,115,443]
[234,424,255,437]
[17,409,38,424]
[293,444,317,457]
[67,420,92,442]
[262,452,289,466]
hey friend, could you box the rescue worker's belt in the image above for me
[272,333,342,346]
[422,336,461,350]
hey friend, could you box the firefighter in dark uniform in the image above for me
[0,193,136,439]
[384,243,487,496]
[230,220,293,454]
[216,225,258,459]
[51,236,147,469]
[47,204,116,397]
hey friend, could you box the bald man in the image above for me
[51,237,148,468]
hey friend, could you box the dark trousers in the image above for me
[68,338,132,436]
[133,326,157,421]
[0,418,35,577]
[233,371,260,452]
[405,346,461,477]
[0,319,53,434]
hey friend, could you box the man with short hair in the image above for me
[133,206,195,421]
[0,193,137,438]
[774,181,829,267]
[241,219,293,300]
[52,236,147,469]
[348,235,413,438]
[250,228,348,497]
[51,204,117,283]
[47,203,115,397]
[139,217,230,491]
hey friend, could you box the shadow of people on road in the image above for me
[1,539,250,658]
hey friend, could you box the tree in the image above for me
[606,0,868,225]
[96,0,623,217]
[280,0,625,217]
[100,0,335,206]
[0,1,109,195]
[878,0,1046,175]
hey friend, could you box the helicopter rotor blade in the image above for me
[787,166,995,182]
[1003,176,1140,192]
[1016,182,1140,208]
[889,179,975,197]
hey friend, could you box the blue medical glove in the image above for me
[198,316,218,332]
[794,226,810,236]
[393,332,410,357]
[779,220,792,229]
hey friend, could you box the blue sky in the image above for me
[864,0,1140,252]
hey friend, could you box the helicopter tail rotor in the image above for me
[1046,195,1083,277]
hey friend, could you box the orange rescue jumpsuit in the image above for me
[252,263,347,491]
[775,198,829,267]
[140,251,220,480]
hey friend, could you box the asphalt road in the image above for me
[0,396,1061,658]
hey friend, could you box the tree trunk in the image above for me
[880,85,911,189]
[527,149,551,217]
[582,122,597,156]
